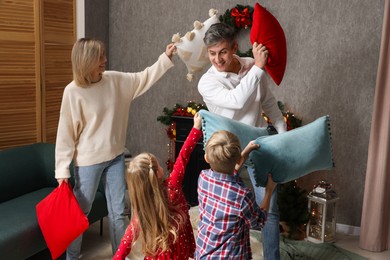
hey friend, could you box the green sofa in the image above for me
[0,143,108,259]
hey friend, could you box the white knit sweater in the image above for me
[55,53,174,179]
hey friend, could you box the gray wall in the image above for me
[88,0,385,227]
[85,0,110,66]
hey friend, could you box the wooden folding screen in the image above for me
[0,0,75,149]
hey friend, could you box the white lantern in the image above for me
[306,180,339,243]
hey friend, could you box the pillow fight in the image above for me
[40,4,333,259]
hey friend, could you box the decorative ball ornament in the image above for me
[172,9,219,82]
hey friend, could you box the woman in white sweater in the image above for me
[55,38,175,260]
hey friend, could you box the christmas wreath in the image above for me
[219,4,254,58]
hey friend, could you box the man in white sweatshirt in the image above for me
[198,23,286,260]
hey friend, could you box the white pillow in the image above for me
[172,9,219,82]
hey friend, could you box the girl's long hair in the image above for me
[126,153,185,256]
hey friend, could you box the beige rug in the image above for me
[37,171,262,259]
[77,168,263,259]
[77,206,264,260]
[32,207,366,260]
[187,206,264,260]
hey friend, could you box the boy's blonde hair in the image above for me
[205,130,241,174]
[126,153,184,256]
[71,38,105,87]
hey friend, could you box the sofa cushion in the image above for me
[0,143,57,203]
[0,142,109,259]
[0,188,54,259]
[0,187,108,259]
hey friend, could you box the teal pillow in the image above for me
[250,115,334,187]
[198,110,269,149]
[198,110,334,187]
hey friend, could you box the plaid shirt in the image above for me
[195,169,267,260]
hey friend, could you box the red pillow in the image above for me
[36,182,89,259]
[250,3,287,86]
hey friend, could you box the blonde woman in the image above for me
[113,113,202,260]
[55,38,176,260]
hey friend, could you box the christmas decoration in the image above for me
[277,180,310,240]
[219,4,254,58]
[262,101,302,131]
[220,4,288,85]
[157,101,207,126]
[219,5,254,32]
[307,180,339,243]
[157,101,207,170]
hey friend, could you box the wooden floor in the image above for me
[29,215,390,260]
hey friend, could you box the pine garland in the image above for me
[157,102,208,126]
[263,101,303,131]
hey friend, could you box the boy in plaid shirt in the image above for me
[196,130,276,259]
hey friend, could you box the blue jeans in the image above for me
[66,154,127,260]
[247,167,280,260]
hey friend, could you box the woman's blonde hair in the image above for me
[126,153,185,256]
[71,38,105,87]
[205,130,241,174]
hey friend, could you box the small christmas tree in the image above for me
[277,180,310,240]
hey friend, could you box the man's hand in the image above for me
[260,174,277,211]
[265,174,277,193]
[252,42,269,69]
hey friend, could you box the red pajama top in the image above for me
[114,127,202,260]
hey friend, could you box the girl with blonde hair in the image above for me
[114,113,202,260]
